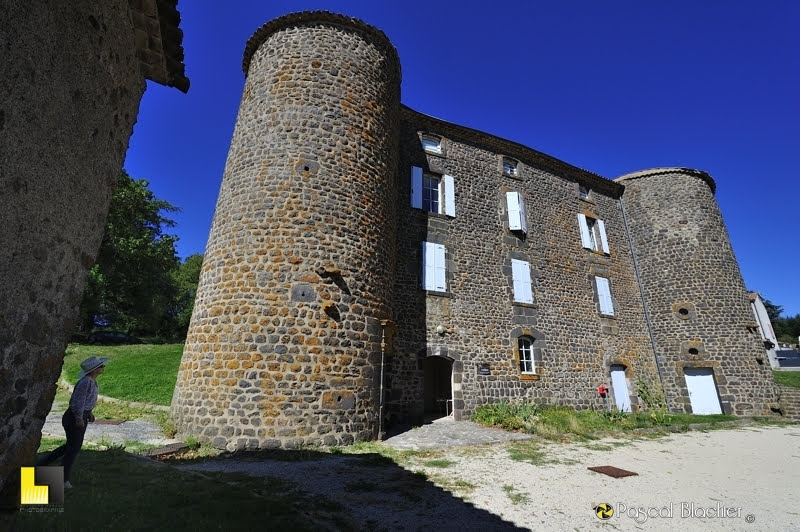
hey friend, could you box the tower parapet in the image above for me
[171,12,401,450]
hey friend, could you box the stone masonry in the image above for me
[171,11,780,450]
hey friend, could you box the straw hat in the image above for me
[77,356,109,379]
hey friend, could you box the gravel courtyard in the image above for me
[176,423,800,531]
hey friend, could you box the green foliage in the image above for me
[635,378,672,425]
[168,253,204,338]
[471,400,539,431]
[64,343,183,406]
[773,370,800,389]
[762,297,783,322]
[761,297,800,346]
[79,171,181,337]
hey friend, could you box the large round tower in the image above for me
[172,12,401,450]
[617,168,777,415]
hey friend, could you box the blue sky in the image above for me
[124,1,800,316]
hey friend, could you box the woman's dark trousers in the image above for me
[37,410,89,482]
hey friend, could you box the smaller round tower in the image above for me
[617,168,777,415]
[171,12,402,450]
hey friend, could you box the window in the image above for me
[411,166,455,216]
[422,241,447,292]
[421,135,442,155]
[579,186,590,200]
[511,259,533,303]
[595,276,614,316]
[503,157,518,177]
[506,191,527,233]
[423,174,441,214]
[518,337,535,374]
[577,213,609,254]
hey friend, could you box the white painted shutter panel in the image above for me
[411,166,423,209]
[511,259,533,303]
[597,219,610,254]
[443,174,455,217]
[506,192,521,231]
[596,277,614,315]
[578,213,592,249]
[434,243,446,291]
[423,242,446,292]
[518,193,528,233]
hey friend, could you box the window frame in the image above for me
[411,166,455,217]
[578,213,610,254]
[421,134,443,155]
[422,174,441,214]
[517,337,536,374]
[502,157,519,177]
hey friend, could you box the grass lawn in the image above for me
[63,343,183,406]
[18,439,348,531]
[773,370,800,389]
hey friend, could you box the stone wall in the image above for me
[617,169,778,415]
[388,109,660,424]
[0,0,146,514]
[171,12,402,451]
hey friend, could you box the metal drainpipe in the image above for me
[378,323,386,440]
[618,196,670,411]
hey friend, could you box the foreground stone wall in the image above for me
[0,0,145,514]
[172,12,402,450]
[389,109,660,423]
[618,168,778,415]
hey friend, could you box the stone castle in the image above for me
[171,11,778,451]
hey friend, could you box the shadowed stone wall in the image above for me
[617,168,778,415]
[171,12,401,451]
[0,0,146,515]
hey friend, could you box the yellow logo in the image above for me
[595,503,614,520]
[20,467,64,505]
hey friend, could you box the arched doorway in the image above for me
[423,356,453,421]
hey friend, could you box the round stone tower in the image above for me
[617,168,777,415]
[171,12,401,450]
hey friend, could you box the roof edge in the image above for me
[615,167,716,194]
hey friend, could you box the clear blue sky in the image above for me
[124,0,800,316]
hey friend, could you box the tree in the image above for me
[78,171,180,336]
[163,253,204,340]
[761,298,783,323]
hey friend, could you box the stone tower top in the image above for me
[615,167,716,193]
[241,11,402,81]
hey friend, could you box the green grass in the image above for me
[19,443,351,531]
[472,402,738,440]
[774,370,800,389]
[63,343,184,405]
[502,485,531,505]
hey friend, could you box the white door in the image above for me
[610,365,631,412]
[684,368,722,414]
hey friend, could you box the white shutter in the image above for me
[597,219,610,254]
[578,213,592,249]
[511,259,533,303]
[423,242,447,292]
[596,276,614,315]
[506,192,520,231]
[443,174,455,217]
[518,193,528,233]
[411,166,422,209]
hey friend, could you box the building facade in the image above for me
[171,11,778,451]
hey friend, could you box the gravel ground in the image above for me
[176,424,800,531]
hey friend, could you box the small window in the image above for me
[506,191,528,233]
[421,135,442,155]
[422,241,447,292]
[503,158,518,177]
[579,186,590,200]
[511,259,533,304]
[595,276,615,316]
[518,337,536,374]
[578,213,610,254]
[411,167,456,217]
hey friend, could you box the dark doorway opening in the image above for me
[423,356,453,421]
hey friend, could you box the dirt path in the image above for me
[176,424,800,531]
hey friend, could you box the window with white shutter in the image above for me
[423,242,447,292]
[411,167,455,217]
[443,174,455,217]
[411,166,423,209]
[595,276,614,316]
[511,259,533,303]
[506,191,527,233]
[578,213,610,254]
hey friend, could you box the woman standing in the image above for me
[38,355,108,489]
